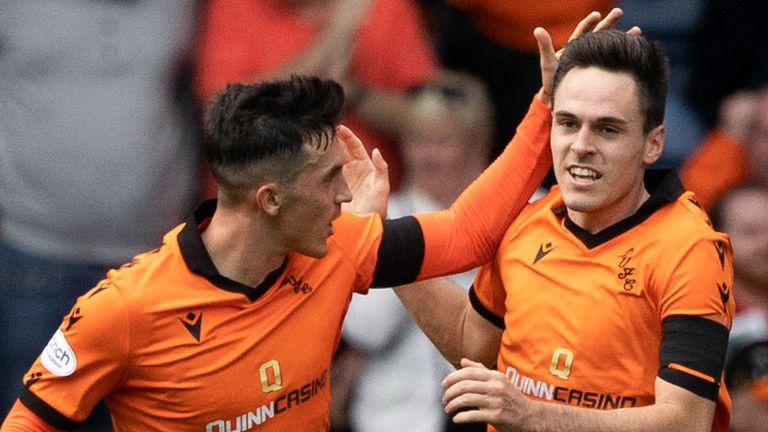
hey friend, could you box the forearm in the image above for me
[394,280,467,367]
[504,378,714,432]
[394,279,500,368]
[520,396,711,432]
[414,97,552,279]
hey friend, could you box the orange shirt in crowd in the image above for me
[681,128,751,211]
[450,0,615,52]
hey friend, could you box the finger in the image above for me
[567,11,602,42]
[451,407,495,425]
[592,7,624,32]
[337,125,369,161]
[626,26,642,36]
[443,365,496,388]
[371,148,388,173]
[460,358,487,369]
[443,378,494,406]
[444,391,491,416]
[534,27,556,62]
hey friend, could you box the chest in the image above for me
[115,261,357,430]
[497,224,665,365]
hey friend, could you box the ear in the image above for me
[642,124,665,165]
[253,183,282,216]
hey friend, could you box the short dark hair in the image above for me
[553,29,669,133]
[203,76,345,201]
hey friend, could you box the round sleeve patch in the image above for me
[40,329,77,377]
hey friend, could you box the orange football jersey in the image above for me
[20,208,380,431]
[472,171,735,432]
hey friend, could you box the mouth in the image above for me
[567,166,602,183]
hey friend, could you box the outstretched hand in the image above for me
[339,125,389,218]
[534,7,642,107]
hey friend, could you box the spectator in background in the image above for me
[195,0,439,193]
[725,341,768,432]
[341,71,494,432]
[433,0,614,160]
[682,87,768,210]
[619,0,707,167]
[0,2,201,430]
[711,184,768,432]
[710,184,768,358]
[687,0,768,130]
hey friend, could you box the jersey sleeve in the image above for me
[657,233,735,325]
[0,400,62,432]
[329,212,385,294]
[412,96,552,280]
[656,231,735,401]
[468,262,506,329]
[19,280,130,427]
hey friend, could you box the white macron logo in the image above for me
[41,329,77,376]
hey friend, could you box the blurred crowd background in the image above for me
[0,1,766,431]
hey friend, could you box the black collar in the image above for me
[561,170,684,249]
[177,199,287,302]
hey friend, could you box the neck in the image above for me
[568,184,650,234]
[201,205,286,288]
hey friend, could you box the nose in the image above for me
[570,127,596,156]
[337,180,353,204]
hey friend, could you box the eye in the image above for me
[600,126,619,135]
[558,119,578,129]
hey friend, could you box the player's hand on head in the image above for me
[339,125,389,218]
[534,7,641,107]
[442,358,532,431]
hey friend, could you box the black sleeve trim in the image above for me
[658,315,729,401]
[19,387,83,430]
[371,216,425,287]
[469,286,505,329]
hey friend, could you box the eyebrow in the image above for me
[324,163,344,181]
[554,110,629,127]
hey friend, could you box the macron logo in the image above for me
[41,329,77,377]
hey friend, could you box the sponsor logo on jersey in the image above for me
[205,369,327,431]
[533,242,554,264]
[505,366,637,410]
[41,329,77,377]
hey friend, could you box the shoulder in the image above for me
[502,186,563,240]
[330,211,382,244]
[655,190,729,247]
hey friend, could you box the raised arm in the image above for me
[394,9,633,282]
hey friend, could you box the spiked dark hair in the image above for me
[203,76,345,200]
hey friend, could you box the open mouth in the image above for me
[568,166,602,182]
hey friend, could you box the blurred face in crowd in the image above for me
[748,90,768,185]
[400,117,470,206]
[551,66,664,233]
[719,187,768,286]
